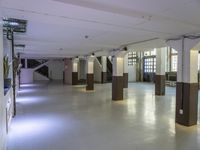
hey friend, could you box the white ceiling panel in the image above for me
[1,0,200,57]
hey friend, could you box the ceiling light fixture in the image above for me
[84,35,89,39]
[3,18,27,33]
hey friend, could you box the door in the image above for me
[143,56,156,82]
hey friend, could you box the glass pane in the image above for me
[151,49,156,56]
[172,48,178,54]
[171,55,178,71]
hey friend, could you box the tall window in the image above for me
[144,49,156,73]
[171,49,178,72]
[144,57,156,73]
[128,52,137,66]
[198,53,200,70]
[144,49,156,56]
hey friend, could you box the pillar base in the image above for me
[176,82,198,126]
[86,73,94,90]
[72,72,78,85]
[101,72,107,84]
[123,73,128,88]
[155,75,165,95]
[112,76,123,100]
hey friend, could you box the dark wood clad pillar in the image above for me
[155,75,165,95]
[123,73,128,88]
[86,73,94,90]
[112,76,123,100]
[72,72,78,85]
[176,82,198,126]
[101,72,107,83]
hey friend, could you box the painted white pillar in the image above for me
[25,58,28,68]
[177,49,198,83]
[101,56,107,73]
[123,54,128,74]
[156,48,166,75]
[86,57,94,74]
[113,56,124,76]
[72,58,79,73]
[167,38,200,126]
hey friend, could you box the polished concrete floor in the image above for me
[7,81,200,150]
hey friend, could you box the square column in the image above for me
[176,49,198,126]
[25,58,28,68]
[155,48,166,95]
[72,58,79,85]
[167,38,200,126]
[112,56,124,100]
[123,53,128,88]
[86,56,95,91]
[101,56,107,83]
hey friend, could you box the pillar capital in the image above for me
[72,57,79,63]
[166,37,200,52]
[109,47,128,58]
[86,55,95,62]
[112,50,127,58]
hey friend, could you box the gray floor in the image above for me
[7,81,200,150]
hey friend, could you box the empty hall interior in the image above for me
[1,0,200,150]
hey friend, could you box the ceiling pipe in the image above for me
[166,34,200,42]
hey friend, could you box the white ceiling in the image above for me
[1,0,200,57]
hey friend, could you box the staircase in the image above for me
[97,57,102,64]
[27,59,42,68]
[107,57,112,82]
[27,59,50,80]
[94,57,103,83]
[96,57,113,83]
[36,66,49,78]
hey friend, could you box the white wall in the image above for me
[128,65,137,82]
[0,15,7,150]
[4,88,13,133]
[64,58,72,84]
[79,59,86,80]
[20,69,33,84]
[48,60,64,80]
[21,60,64,82]
[3,36,12,79]
[123,56,136,82]
[33,72,49,81]
[94,58,102,83]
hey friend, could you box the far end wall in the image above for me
[78,59,86,80]
[48,60,64,80]
[64,58,72,84]
[128,65,136,82]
